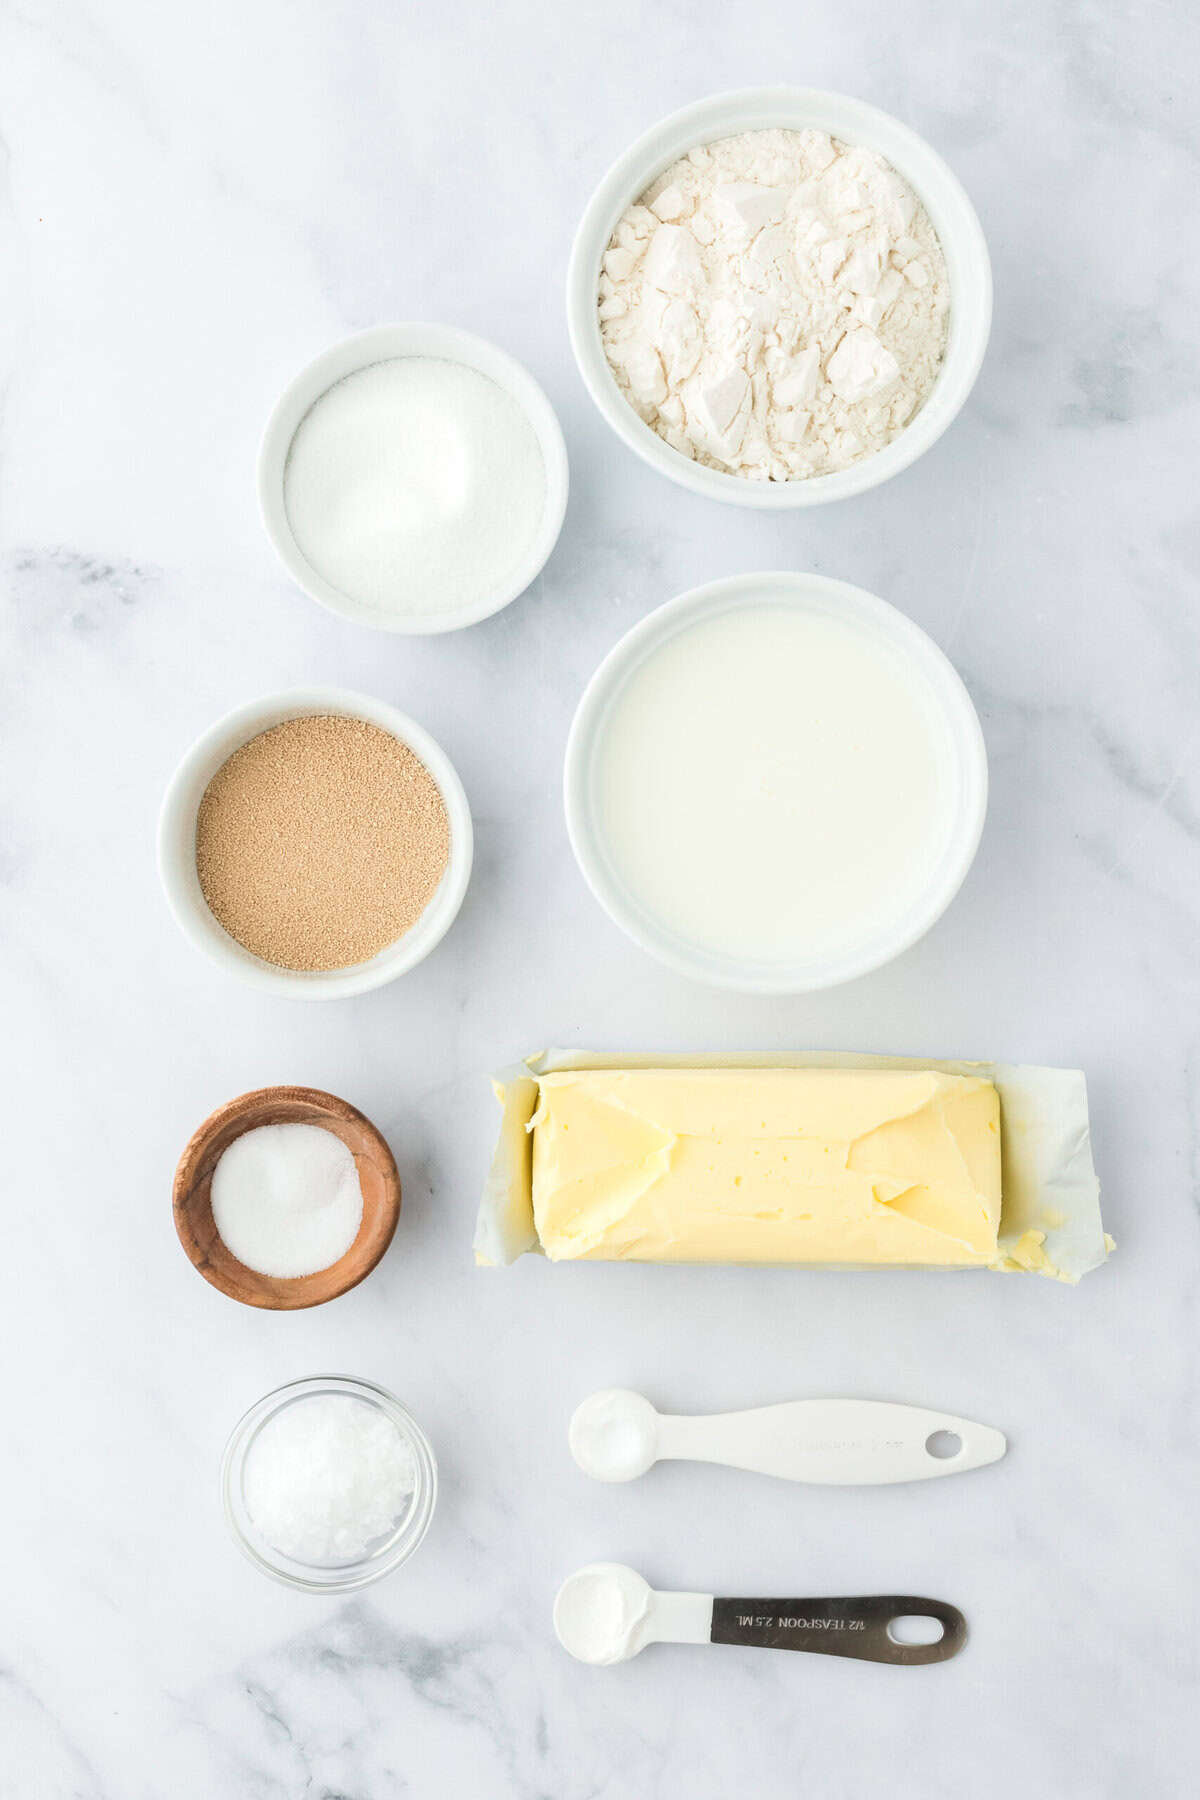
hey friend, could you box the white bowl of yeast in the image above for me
[158,687,473,999]
[567,87,992,507]
[564,572,988,993]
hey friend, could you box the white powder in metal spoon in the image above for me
[244,1394,415,1565]
[283,357,547,618]
[211,1123,363,1278]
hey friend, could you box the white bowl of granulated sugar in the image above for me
[567,88,992,508]
[259,324,569,632]
[157,688,473,999]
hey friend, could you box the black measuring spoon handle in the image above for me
[709,1594,966,1665]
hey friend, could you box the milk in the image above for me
[594,603,956,965]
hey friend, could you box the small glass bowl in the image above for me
[222,1375,437,1592]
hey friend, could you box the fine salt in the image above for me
[244,1394,416,1565]
[283,356,547,618]
[211,1123,363,1278]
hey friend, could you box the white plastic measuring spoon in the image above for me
[553,1563,967,1667]
[569,1389,1006,1486]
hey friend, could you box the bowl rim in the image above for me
[566,85,993,509]
[563,570,989,992]
[258,322,570,633]
[172,1085,401,1309]
[157,686,474,999]
[221,1375,438,1592]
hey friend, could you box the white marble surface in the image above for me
[2,3,1198,1795]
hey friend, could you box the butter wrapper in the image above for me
[474,1049,1109,1281]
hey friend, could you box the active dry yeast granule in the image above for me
[196,715,450,971]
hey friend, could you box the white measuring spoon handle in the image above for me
[653,1399,1005,1485]
[641,1590,714,1651]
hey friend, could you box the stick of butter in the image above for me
[529,1067,1001,1266]
[476,1051,1108,1278]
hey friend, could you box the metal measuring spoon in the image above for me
[554,1563,967,1667]
[569,1388,1006,1485]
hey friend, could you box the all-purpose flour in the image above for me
[599,129,950,481]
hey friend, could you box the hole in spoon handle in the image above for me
[709,1595,967,1665]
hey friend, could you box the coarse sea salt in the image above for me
[211,1122,363,1278]
[283,356,547,619]
[244,1394,417,1565]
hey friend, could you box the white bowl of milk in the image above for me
[564,572,987,992]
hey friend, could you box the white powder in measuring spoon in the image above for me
[211,1123,363,1278]
[283,357,547,619]
[244,1394,416,1564]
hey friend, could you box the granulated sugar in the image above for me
[283,357,547,619]
[196,714,450,971]
[244,1393,416,1565]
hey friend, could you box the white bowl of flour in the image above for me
[567,89,991,507]
[259,324,568,631]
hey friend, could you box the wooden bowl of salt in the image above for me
[173,1086,400,1309]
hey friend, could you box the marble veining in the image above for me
[1,1,1198,1796]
